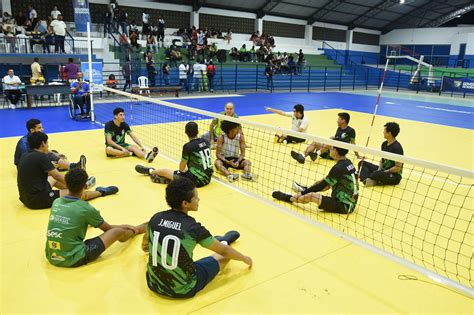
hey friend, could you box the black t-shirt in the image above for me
[17,150,55,204]
[145,209,215,296]
[104,120,131,145]
[324,159,358,209]
[334,126,356,143]
[381,140,404,173]
[182,138,213,186]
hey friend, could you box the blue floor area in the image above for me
[1,92,472,138]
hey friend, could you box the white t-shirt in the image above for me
[193,63,205,78]
[51,9,61,19]
[178,64,188,79]
[3,75,22,90]
[50,19,67,36]
[29,9,37,20]
[142,13,149,24]
[284,112,309,133]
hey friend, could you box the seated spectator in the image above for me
[30,57,45,84]
[208,43,218,61]
[3,69,23,109]
[4,26,16,53]
[43,25,55,53]
[250,31,260,45]
[50,6,61,20]
[28,25,47,53]
[162,63,170,86]
[224,28,232,44]
[239,44,249,62]
[129,20,139,36]
[249,45,257,62]
[146,34,157,53]
[64,58,79,82]
[170,45,182,67]
[130,31,141,51]
[106,74,118,95]
[119,33,130,51]
[70,72,91,118]
[229,47,239,62]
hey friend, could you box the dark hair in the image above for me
[165,177,196,210]
[26,118,41,132]
[68,58,74,63]
[220,120,240,135]
[113,107,124,116]
[332,139,349,156]
[27,132,48,149]
[34,57,39,62]
[293,104,304,114]
[384,122,400,137]
[338,112,350,124]
[185,121,199,138]
[65,168,89,193]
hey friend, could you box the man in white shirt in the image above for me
[50,15,67,53]
[178,63,189,92]
[3,69,22,108]
[28,5,38,23]
[265,104,309,144]
[51,6,61,20]
[193,60,204,92]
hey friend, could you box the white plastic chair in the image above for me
[137,76,150,95]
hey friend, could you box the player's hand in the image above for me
[231,161,239,168]
[264,106,271,111]
[120,224,137,233]
[242,256,253,269]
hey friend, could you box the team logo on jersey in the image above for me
[341,132,347,139]
[47,228,63,239]
[48,241,61,250]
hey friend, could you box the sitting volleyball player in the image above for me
[272,141,358,214]
[358,122,404,187]
[215,120,256,182]
[135,121,213,187]
[105,107,158,162]
[14,118,86,170]
[202,102,240,149]
[142,177,252,298]
[17,132,118,210]
[291,112,360,164]
[265,104,308,144]
[45,168,146,267]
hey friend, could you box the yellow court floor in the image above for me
[0,108,472,314]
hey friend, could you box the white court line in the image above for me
[416,105,473,114]
[385,101,396,104]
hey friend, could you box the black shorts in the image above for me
[174,170,209,188]
[222,157,246,170]
[285,135,305,144]
[23,189,60,210]
[319,196,353,214]
[72,236,106,267]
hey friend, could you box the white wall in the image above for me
[380,26,474,55]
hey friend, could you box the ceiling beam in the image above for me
[347,0,401,27]
[257,0,284,18]
[422,3,474,27]
[307,0,345,25]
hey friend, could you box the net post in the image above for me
[87,22,95,122]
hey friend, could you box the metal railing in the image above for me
[0,34,92,55]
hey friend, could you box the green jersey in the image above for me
[145,209,215,297]
[212,112,239,138]
[181,138,213,186]
[324,159,359,211]
[45,196,104,267]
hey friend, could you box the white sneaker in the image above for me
[86,176,96,189]
[241,173,257,181]
[292,181,307,193]
[227,174,239,182]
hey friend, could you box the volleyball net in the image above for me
[92,86,473,296]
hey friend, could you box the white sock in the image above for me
[316,150,321,156]
[220,241,228,245]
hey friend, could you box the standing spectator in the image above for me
[265,61,274,90]
[208,43,218,61]
[145,50,156,87]
[30,57,45,84]
[178,63,189,92]
[2,69,22,109]
[28,5,38,25]
[207,61,216,93]
[50,6,61,20]
[15,12,27,28]
[224,28,232,44]
[129,31,141,51]
[50,15,66,53]
[162,62,170,86]
[146,34,157,53]
[119,33,130,51]
[142,9,150,40]
[129,20,139,36]
[157,16,165,47]
[297,49,305,74]
[121,63,131,91]
[64,58,79,81]
[103,4,114,36]
[117,8,128,36]
[44,25,55,53]
[193,60,204,92]
[250,45,257,62]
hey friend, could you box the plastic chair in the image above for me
[137,76,150,95]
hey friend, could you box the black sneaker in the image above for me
[146,147,159,163]
[290,150,305,164]
[272,191,293,203]
[135,164,154,175]
[308,152,318,161]
[77,155,87,170]
[150,174,171,184]
[215,230,240,245]
[96,186,119,196]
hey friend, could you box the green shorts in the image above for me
[320,151,333,160]
[106,143,131,157]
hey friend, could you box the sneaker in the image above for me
[292,181,307,193]
[241,173,257,181]
[308,151,318,161]
[274,134,280,143]
[135,164,154,175]
[364,178,377,187]
[96,186,119,196]
[145,147,159,163]
[77,155,87,170]
[86,176,96,189]
[227,174,239,182]
[215,230,240,245]
[150,174,171,184]
[272,191,293,203]
[290,150,305,164]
